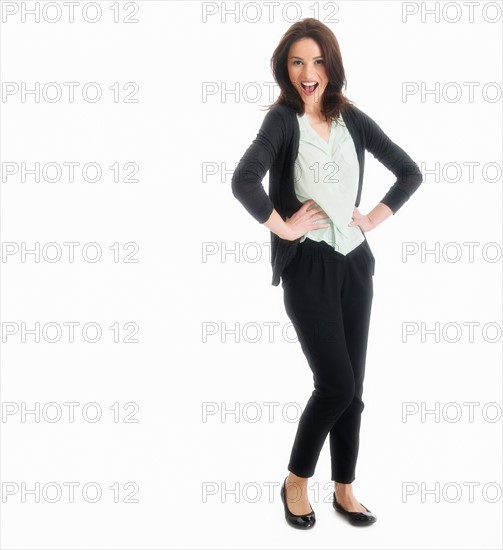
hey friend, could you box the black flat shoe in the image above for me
[280,478,316,529]
[332,492,377,526]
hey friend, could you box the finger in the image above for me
[308,207,322,217]
[310,213,330,224]
[309,206,327,217]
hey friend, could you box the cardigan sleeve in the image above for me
[356,107,423,214]
[231,108,286,224]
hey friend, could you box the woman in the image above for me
[231,18,423,529]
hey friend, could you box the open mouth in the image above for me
[300,81,319,93]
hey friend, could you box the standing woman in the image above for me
[231,18,422,530]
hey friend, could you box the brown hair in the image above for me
[269,18,355,121]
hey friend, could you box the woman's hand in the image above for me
[348,207,374,233]
[348,203,394,233]
[284,199,331,241]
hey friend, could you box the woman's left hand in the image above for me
[348,207,374,233]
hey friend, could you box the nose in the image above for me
[301,63,318,80]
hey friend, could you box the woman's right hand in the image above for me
[284,200,331,241]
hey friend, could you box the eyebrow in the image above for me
[289,55,324,60]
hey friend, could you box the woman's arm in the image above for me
[231,109,331,240]
[230,109,285,224]
[356,106,423,215]
[347,107,423,233]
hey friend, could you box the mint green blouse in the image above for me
[294,113,365,254]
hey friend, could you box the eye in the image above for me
[315,59,325,64]
[292,60,302,66]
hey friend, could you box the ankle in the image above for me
[334,482,354,495]
[287,473,308,486]
[286,474,309,501]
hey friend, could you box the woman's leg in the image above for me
[281,239,358,496]
[329,239,374,511]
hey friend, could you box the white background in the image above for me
[1,1,502,549]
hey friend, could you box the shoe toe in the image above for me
[348,511,377,526]
[287,514,316,529]
[333,493,377,526]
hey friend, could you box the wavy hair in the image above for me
[269,18,355,121]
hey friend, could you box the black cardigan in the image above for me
[231,102,423,286]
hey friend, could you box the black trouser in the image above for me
[281,236,375,483]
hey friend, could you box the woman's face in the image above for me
[287,37,328,109]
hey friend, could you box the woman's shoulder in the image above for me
[341,103,379,134]
[258,102,297,135]
[268,101,297,119]
[341,102,363,120]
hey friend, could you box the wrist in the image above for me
[366,214,377,230]
[281,221,294,241]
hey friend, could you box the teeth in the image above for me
[302,82,317,86]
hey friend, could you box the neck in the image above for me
[304,105,327,122]
[304,105,322,116]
